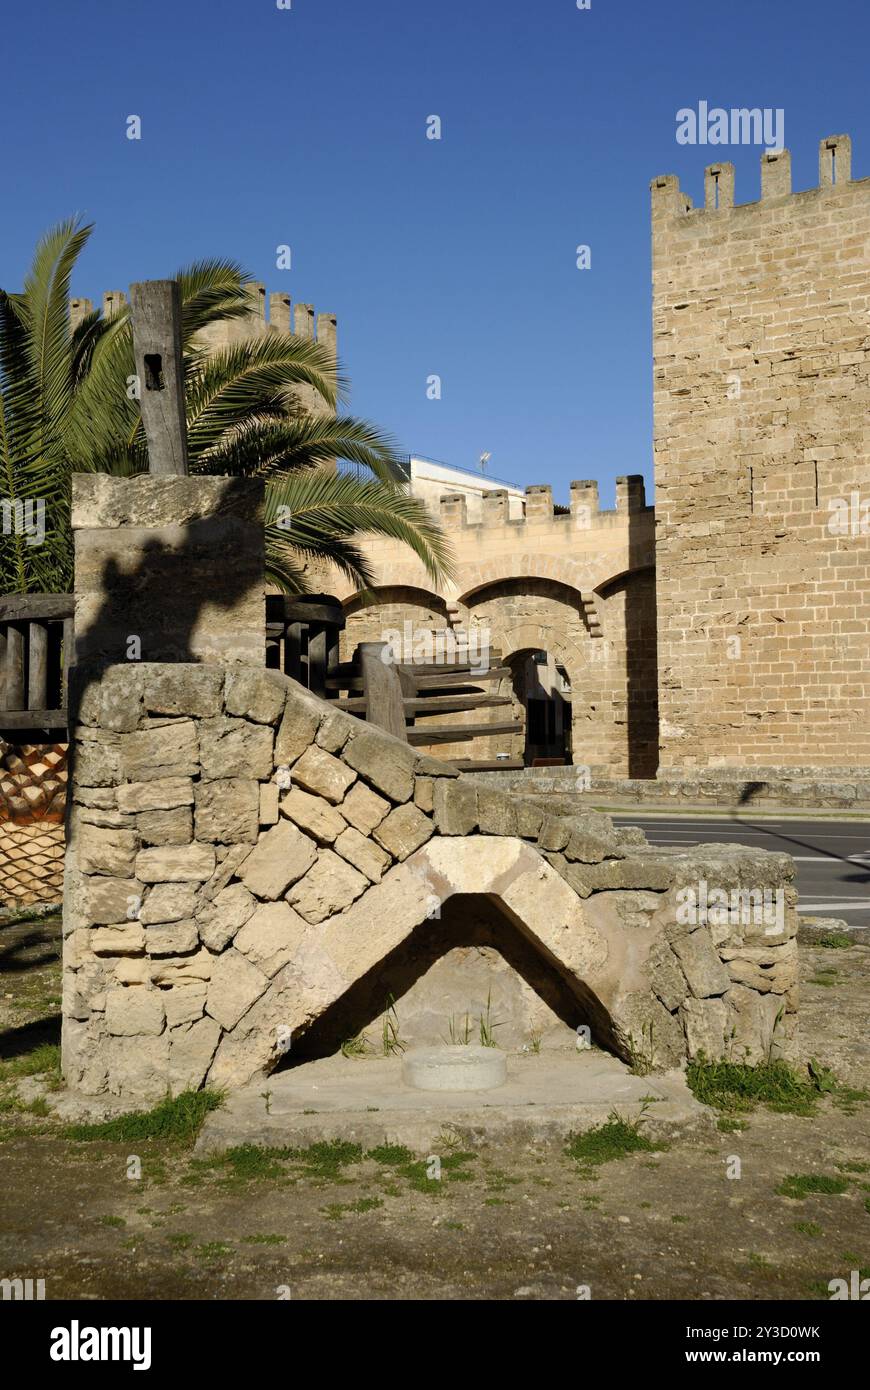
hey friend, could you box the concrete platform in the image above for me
[195,1051,714,1154]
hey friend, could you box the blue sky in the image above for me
[3,0,869,506]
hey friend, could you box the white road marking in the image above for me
[797,901,870,912]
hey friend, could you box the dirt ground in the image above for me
[0,910,867,1301]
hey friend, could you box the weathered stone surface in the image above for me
[564,827,624,865]
[150,948,213,985]
[199,717,273,780]
[234,901,307,976]
[239,820,317,900]
[105,987,165,1037]
[259,782,279,825]
[610,991,686,1069]
[680,996,728,1060]
[224,668,287,725]
[113,957,149,985]
[146,920,199,955]
[342,731,415,803]
[334,826,391,882]
[476,789,517,837]
[137,808,192,846]
[274,685,321,766]
[144,666,224,719]
[103,1034,170,1103]
[315,708,352,754]
[413,753,459,779]
[319,861,436,981]
[432,779,478,835]
[77,807,132,830]
[78,664,144,733]
[77,825,138,877]
[374,803,434,860]
[117,778,194,813]
[169,1016,221,1093]
[194,778,260,844]
[286,850,368,924]
[75,738,120,787]
[537,816,572,852]
[91,924,145,955]
[164,983,207,1028]
[672,928,731,998]
[515,799,544,840]
[340,781,390,835]
[74,786,117,810]
[291,745,356,804]
[647,939,687,1012]
[279,787,346,845]
[121,721,199,781]
[413,777,434,814]
[140,882,198,925]
[196,881,257,951]
[196,842,251,905]
[206,948,269,1029]
[725,985,787,1064]
[136,844,216,883]
[83,877,143,925]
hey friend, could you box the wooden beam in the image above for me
[337,692,513,715]
[129,280,189,476]
[409,667,511,687]
[0,709,68,733]
[27,621,48,711]
[406,720,524,745]
[0,594,74,622]
[5,624,25,711]
[358,642,407,740]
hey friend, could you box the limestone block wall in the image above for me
[62,663,798,1103]
[653,135,870,770]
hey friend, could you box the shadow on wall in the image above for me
[279,892,620,1066]
[65,473,266,840]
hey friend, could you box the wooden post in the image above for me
[27,621,48,711]
[5,624,25,711]
[358,642,407,740]
[129,280,189,475]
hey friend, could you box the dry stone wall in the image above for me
[62,663,799,1103]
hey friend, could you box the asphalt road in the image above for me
[610,814,870,931]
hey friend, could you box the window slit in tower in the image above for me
[749,466,754,513]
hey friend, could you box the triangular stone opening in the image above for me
[279,892,619,1067]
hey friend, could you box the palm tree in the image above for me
[0,219,452,869]
[0,217,452,595]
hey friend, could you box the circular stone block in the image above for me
[402,1046,507,1092]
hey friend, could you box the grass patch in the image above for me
[776,1173,850,1199]
[64,1089,223,1145]
[565,1113,657,1169]
[686,1058,827,1116]
[0,1042,61,1085]
[366,1144,413,1167]
[322,1196,383,1220]
[816,931,853,949]
[794,1221,823,1238]
[243,1233,287,1245]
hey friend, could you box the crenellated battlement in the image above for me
[438,475,650,529]
[69,282,337,356]
[652,133,857,218]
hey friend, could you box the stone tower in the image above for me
[652,135,870,773]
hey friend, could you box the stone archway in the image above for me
[206,835,621,1089]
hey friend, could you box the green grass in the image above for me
[564,1113,658,1168]
[794,1221,823,1238]
[243,1233,287,1245]
[686,1058,826,1116]
[321,1196,383,1220]
[64,1089,223,1145]
[776,1173,850,1199]
[0,1042,61,1084]
[815,931,853,949]
[366,1144,413,1166]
